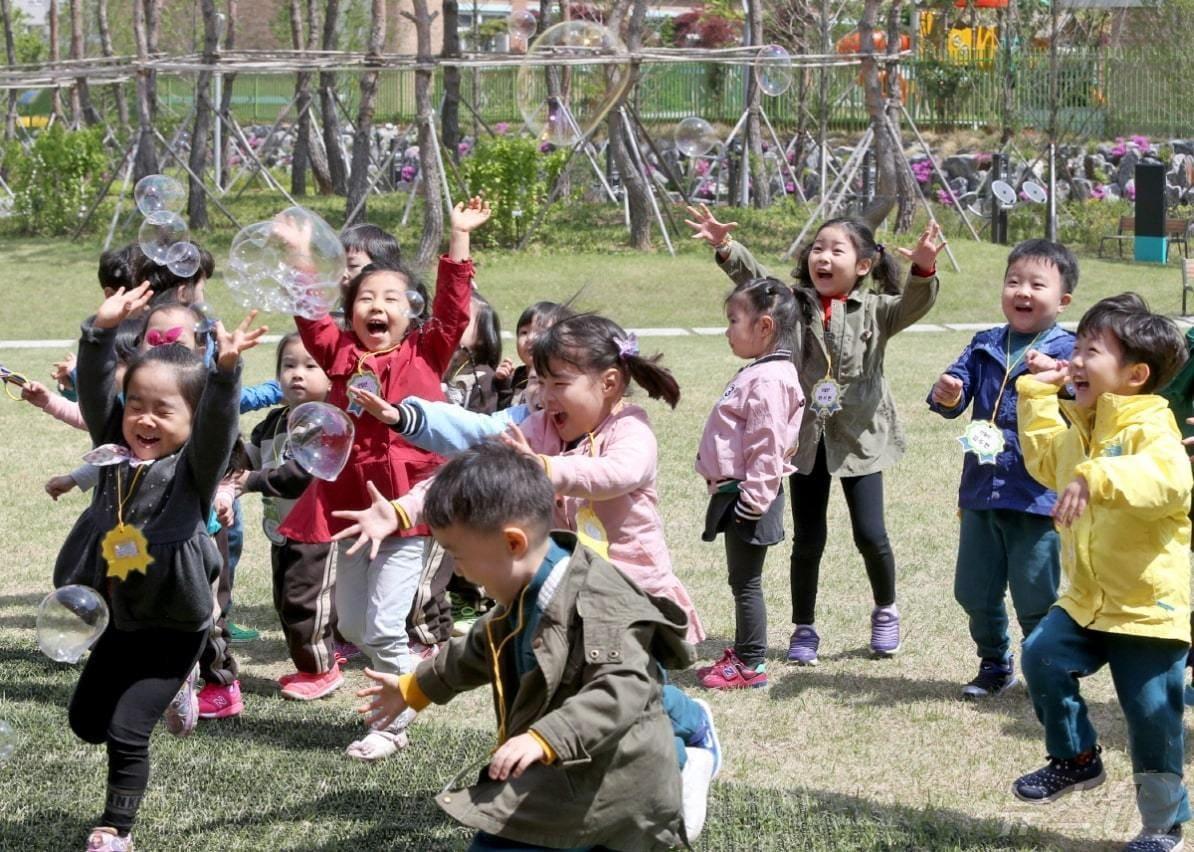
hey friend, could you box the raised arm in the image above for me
[1016,374,1070,491]
[78,283,154,445]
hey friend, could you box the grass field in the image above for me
[0,229,1190,850]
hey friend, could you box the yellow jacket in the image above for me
[1017,376,1192,643]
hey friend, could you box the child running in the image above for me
[1013,293,1191,852]
[687,205,944,662]
[696,277,804,690]
[54,282,265,852]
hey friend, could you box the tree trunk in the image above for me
[300,0,333,193]
[0,0,17,141]
[187,0,218,229]
[132,0,159,179]
[886,0,914,232]
[97,0,129,129]
[217,0,236,189]
[411,0,444,263]
[320,0,348,195]
[745,0,769,209]
[145,0,160,123]
[606,0,651,249]
[858,0,895,231]
[49,0,64,123]
[289,0,314,196]
[345,0,385,222]
[69,0,99,125]
[441,0,461,161]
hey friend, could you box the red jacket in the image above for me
[278,255,474,542]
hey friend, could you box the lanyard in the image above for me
[988,327,1046,421]
[114,464,147,529]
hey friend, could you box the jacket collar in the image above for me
[1060,392,1172,448]
[974,323,1072,358]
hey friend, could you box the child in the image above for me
[54,282,265,852]
[687,204,944,662]
[340,222,403,294]
[276,197,489,761]
[443,292,502,414]
[134,244,214,304]
[353,441,719,849]
[494,301,575,410]
[927,239,1077,699]
[696,277,804,690]
[232,333,341,700]
[1013,293,1191,852]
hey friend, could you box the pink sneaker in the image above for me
[698,650,768,690]
[86,827,134,851]
[197,680,243,719]
[279,668,344,701]
[163,664,199,736]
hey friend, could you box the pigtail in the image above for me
[869,246,904,296]
[622,351,681,409]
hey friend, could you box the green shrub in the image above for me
[460,135,569,247]
[3,126,107,236]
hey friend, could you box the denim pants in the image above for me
[1022,607,1190,829]
[663,682,710,769]
[954,508,1060,661]
[333,536,427,675]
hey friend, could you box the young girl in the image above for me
[54,282,264,852]
[231,333,340,700]
[687,206,945,663]
[443,292,502,414]
[696,278,804,690]
[276,197,490,761]
[494,300,575,410]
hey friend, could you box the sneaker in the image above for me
[334,640,361,667]
[870,605,901,657]
[787,625,820,666]
[696,647,736,680]
[279,668,344,701]
[227,623,259,644]
[680,746,715,843]
[1123,825,1184,852]
[197,680,244,719]
[698,651,768,690]
[690,698,722,779]
[1012,746,1105,803]
[86,828,134,851]
[961,656,1017,700]
[163,664,199,736]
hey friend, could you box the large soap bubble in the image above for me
[0,720,13,762]
[225,208,344,318]
[37,585,109,664]
[674,117,719,158]
[165,241,201,279]
[755,45,793,97]
[516,21,631,147]
[508,10,536,40]
[287,402,355,481]
[134,174,186,217]
[138,211,190,265]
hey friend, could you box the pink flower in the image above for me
[936,188,957,208]
[695,159,710,176]
[1091,184,1106,200]
[495,122,510,135]
[400,164,417,182]
[785,181,796,193]
[457,141,472,156]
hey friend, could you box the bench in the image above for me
[1099,216,1191,259]
[1183,257,1194,315]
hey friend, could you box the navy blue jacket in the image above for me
[927,323,1075,516]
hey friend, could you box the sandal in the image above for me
[345,728,408,762]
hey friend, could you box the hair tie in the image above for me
[615,333,639,360]
[875,243,886,255]
[146,327,183,347]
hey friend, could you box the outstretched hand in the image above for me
[683,203,737,249]
[95,282,153,329]
[215,311,269,372]
[451,195,493,233]
[347,386,400,426]
[355,667,408,730]
[894,221,947,271]
[331,480,402,560]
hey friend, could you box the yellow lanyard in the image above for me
[988,328,1046,421]
[114,465,147,529]
[354,342,403,377]
[485,587,530,744]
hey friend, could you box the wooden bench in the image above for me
[1099,216,1191,259]
[1183,257,1194,315]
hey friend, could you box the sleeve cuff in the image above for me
[527,728,558,764]
[734,499,764,521]
[396,673,432,712]
[910,264,936,278]
[537,454,552,479]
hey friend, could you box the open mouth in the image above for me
[1073,379,1090,393]
[550,410,567,429]
[1014,304,1034,313]
[134,433,160,450]
[366,318,389,335]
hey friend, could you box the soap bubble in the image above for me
[225,209,344,318]
[165,241,201,278]
[0,720,13,762]
[508,10,536,39]
[286,402,355,481]
[405,289,425,319]
[674,117,719,158]
[138,211,189,265]
[134,174,185,217]
[755,45,793,97]
[516,21,631,147]
[37,585,109,664]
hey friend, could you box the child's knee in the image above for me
[68,706,107,745]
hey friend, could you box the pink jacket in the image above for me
[34,393,86,431]
[695,352,804,517]
[397,402,706,643]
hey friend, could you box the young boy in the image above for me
[350,441,718,850]
[1013,293,1191,852]
[928,239,1077,698]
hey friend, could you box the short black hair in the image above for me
[135,245,216,298]
[1005,239,1079,294]
[1076,293,1187,392]
[275,331,304,376]
[98,243,145,291]
[122,343,208,415]
[341,223,402,267]
[467,293,502,369]
[422,439,555,537]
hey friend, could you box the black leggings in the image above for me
[790,440,896,625]
[69,626,206,834]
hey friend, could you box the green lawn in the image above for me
[0,229,1186,850]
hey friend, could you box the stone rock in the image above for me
[1071,178,1093,201]
[943,154,978,182]
[1116,149,1140,188]
[1173,140,1194,156]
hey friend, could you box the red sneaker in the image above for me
[197,680,243,719]
[280,668,344,701]
[696,647,738,680]
[698,653,768,690]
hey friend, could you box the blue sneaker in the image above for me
[690,698,722,779]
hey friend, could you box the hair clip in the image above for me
[616,333,639,360]
[874,243,886,255]
[145,326,183,347]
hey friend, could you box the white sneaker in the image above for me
[680,746,715,842]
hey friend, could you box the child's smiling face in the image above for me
[350,270,414,351]
[278,338,329,407]
[122,362,193,460]
[1068,328,1146,408]
[1001,257,1071,334]
[807,225,871,298]
[539,357,621,443]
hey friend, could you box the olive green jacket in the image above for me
[717,241,940,477]
[414,532,695,851]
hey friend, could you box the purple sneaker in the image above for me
[870,606,901,657]
[787,625,820,666]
